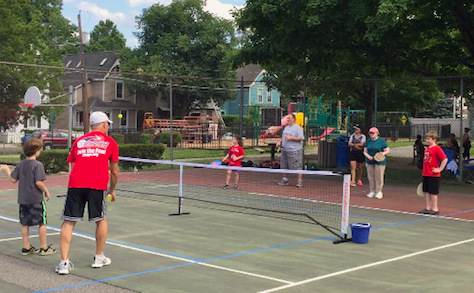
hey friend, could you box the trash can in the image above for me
[337,136,350,169]
[318,140,337,168]
[350,223,372,244]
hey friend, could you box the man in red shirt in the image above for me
[419,131,447,216]
[56,111,119,275]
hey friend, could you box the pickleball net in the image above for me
[117,156,351,243]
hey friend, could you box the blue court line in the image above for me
[0,230,38,236]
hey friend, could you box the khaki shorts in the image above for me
[280,149,303,170]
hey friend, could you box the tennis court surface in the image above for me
[1,160,474,293]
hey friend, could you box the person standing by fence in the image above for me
[462,128,471,160]
[364,127,390,199]
[348,125,366,187]
[277,113,305,188]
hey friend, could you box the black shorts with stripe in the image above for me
[19,202,47,226]
[62,188,107,222]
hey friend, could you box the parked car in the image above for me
[29,130,76,150]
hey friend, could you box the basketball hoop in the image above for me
[18,103,34,113]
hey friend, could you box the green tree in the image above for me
[234,0,461,129]
[87,19,126,52]
[120,0,237,117]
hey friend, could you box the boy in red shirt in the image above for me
[419,131,447,215]
[222,135,245,189]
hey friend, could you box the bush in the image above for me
[119,144,165,170]
[21,150,70,174]
[160,131,182,147]
[139,134,154,144]
[110,133,124,144]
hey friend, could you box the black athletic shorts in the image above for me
[350,150,365,163]
[423,176,440,195]
[19,202,46,226]
[62,188,107,222]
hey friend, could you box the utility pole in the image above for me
[78,11,89,133]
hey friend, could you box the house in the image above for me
[222,64,282,125]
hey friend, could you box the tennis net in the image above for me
[117,156,351,243]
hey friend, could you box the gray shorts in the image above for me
[19,202,46,226]
[280,149,303,170]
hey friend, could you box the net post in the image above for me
[333,173,352,244]
[169,164,190,216]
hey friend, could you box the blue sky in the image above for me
[61,0,246,48]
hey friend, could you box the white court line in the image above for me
[258,237,474,292]
[0,233,60,243]
[0,215,292,285]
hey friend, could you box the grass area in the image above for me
[161,147,268,160]
[387,141,415,147]
[0,155,21,164]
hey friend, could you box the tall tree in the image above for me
[121,0,237,116]
[87,20,126,52]
[0,0,76,130]
[234,0,463,128]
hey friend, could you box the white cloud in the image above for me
[63,0,74,2]
[78,1,135,27]
[204,0,242,20]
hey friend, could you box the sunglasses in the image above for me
[369,132,376,134]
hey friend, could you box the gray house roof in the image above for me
[59,51,119,88]
[236,64,264,87]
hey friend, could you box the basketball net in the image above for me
[18,103,34,113]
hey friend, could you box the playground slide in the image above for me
[310,128,335,140]
[259,125,285,139]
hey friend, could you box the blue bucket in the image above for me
[350,223,372,244]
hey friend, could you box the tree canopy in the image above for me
[120,0,237,116]
[87,19,126,52]
[235,0,474,127]
[0,0,76,130]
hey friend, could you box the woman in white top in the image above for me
[348,125,366,187]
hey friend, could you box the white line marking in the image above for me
[0,233,60,243]
[258,237,474,292]
[0,215,291,284]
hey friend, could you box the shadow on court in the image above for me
[1,181,474,292]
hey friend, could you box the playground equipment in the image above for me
[142,112,219,143]
[258,96,347,141]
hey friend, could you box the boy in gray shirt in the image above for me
[1,138,56,256]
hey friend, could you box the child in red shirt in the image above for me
[419,131,448,215]
[222,135,245,189]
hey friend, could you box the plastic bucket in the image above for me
[350,223,372,244]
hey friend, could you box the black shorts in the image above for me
[423,176,440,195]
[62,188,107,222]
[350,150,365,163]
[19,202,46,226]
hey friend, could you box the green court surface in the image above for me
[1,185,474,293]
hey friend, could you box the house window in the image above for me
[116,82,123,99]
[28,117,37,128]
[257,88,263,103]
[76,111,84,126]
[119,110,127,127]
[267,90,272,103]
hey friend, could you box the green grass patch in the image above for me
[0,155,21,164]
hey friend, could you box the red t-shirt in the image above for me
[228,145,245,166]
[67,131,119,190]
[422,145,447,177]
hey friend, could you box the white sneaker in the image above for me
[92,255,111,268]
[55,261,74,275]
[366,192,375,198]
[375,191,383,199]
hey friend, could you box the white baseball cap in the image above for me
[90,111,112,125]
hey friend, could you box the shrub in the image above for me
[21,150,70,174]
[119,144,165,170]
[160,131,182,147]
[222,115,253,126]
[139,134,154,144]
[110,133,124,144]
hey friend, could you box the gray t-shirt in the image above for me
[282,124,304,152]
[11,159,46,204]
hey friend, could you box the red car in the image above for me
[30,130,77,150]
